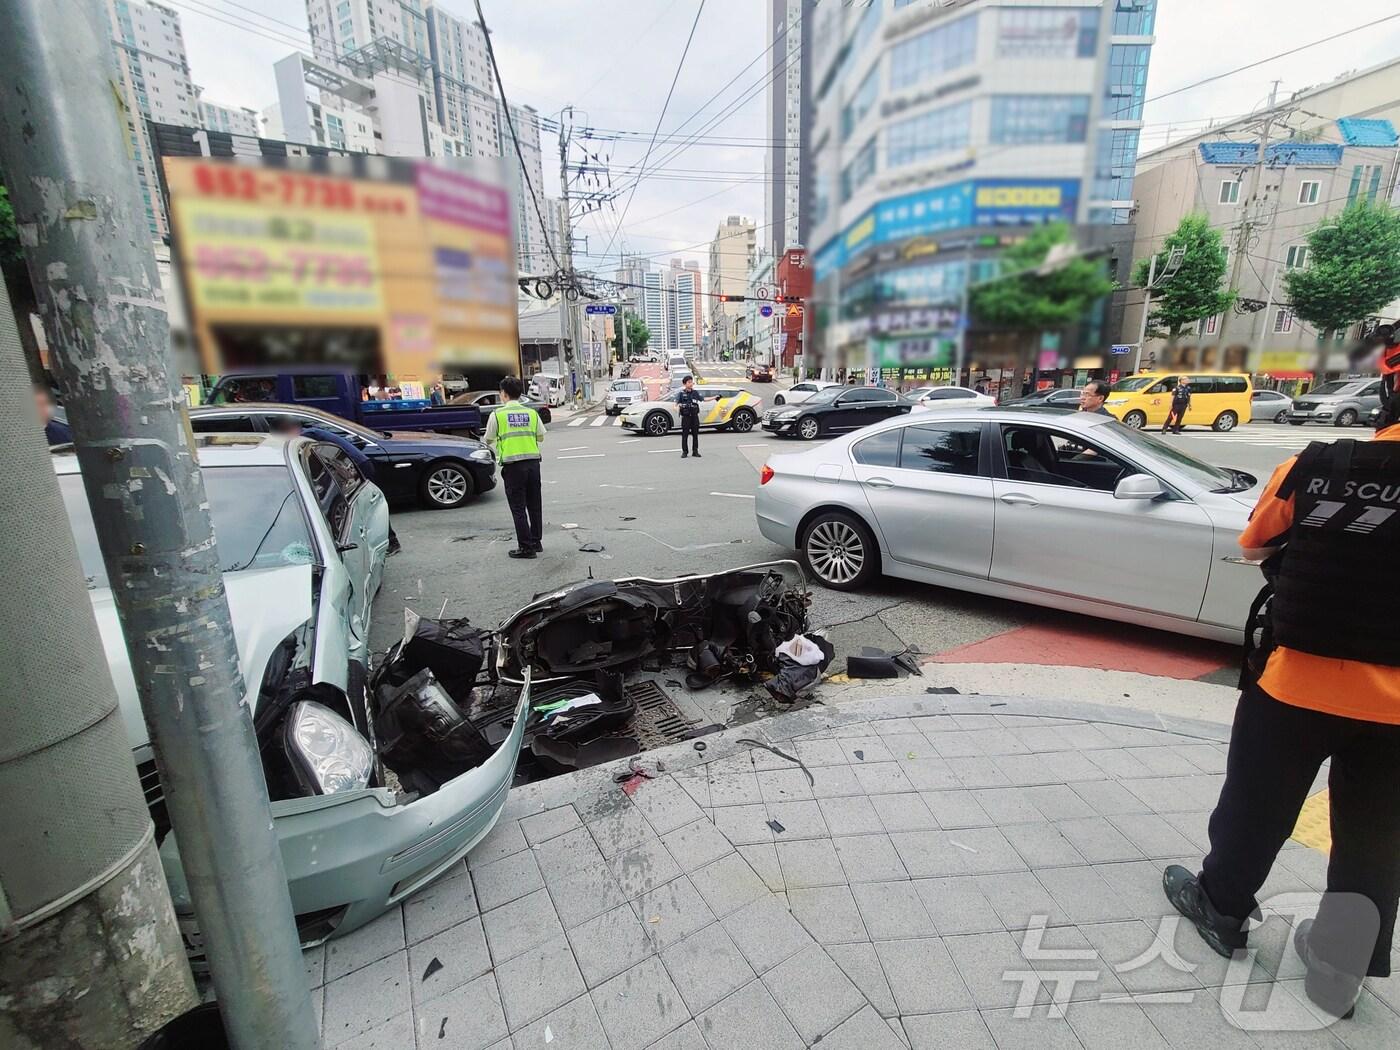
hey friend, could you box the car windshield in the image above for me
[1110,376,1158,393]
[807,385,844,405]
[1105,424,1241,490]
[612,380,642,391]
[1308,381,1361,396]
[61,466,315,588]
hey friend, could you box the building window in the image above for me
[996,8,1098,60]
[1273,308,1294,334]
[889,14,978,91]
[1298,180,1320,204]
[1104,44,1151,120]
[1285,245,1309,269]
[1092,127,1139,201]
[989,95,1089,145]
[853,0,882,55]
[841,136,878,202]
[1219,179,1240,205]
[886,100,972,167]
[842,64,879,142]
[1112,0,1157,35]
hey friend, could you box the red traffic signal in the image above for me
[719,294,746,303]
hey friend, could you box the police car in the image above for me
[621,386,765,436]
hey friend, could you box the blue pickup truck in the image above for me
[208,371,484,436]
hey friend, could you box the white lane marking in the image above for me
[568,417,588,427]
[612,417,624,426]
[619,438,641,444]
[737,443,768,448]
[559,445,590,452]
[647,448,682,454]
[590,415,607,427]
[710,491,755,499]
[558,453,605,460]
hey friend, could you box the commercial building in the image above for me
[708,215,757,357]
[104,0,198,237]
[613,254,650,319]
[669,258,704,353]
[197,96,262,137]
[765,0,804,258]
[803,1,1156,389]
[642,271,668,353]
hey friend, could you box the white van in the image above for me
[665,354,688,373]
[530,372,568,406]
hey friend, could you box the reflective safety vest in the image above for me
[492,402,541,464]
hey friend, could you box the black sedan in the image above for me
[448,390,553,424]
[762,385,913,440]
[188,403,496,509]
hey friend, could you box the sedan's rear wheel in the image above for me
[797,415,821,440]
[421,460,474,508]
[1122,410,1147,430]
[801,512,878,590]
[1274,409,1288,424]
[774,394,785,405]
[644,411,671,436]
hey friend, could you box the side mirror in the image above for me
[1114,473,1166,501]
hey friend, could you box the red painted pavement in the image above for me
[926,621,1234,680]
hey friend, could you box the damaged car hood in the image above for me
[90,564,315,757]
[496,560,809,682]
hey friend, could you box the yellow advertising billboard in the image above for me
[163,156,519,384]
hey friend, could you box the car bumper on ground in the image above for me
[161,682,531,949]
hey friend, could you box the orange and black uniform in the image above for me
[1199,428,1400,977]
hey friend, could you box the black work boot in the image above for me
[1294,919,1360,1020]
[507,547,536,559]
[1162,865,1248,958]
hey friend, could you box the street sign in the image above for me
[757,286,770,300]
[585,304,617,315]
[1110,344,1134,356]
[759,304,773,318]
[786,304,803,318]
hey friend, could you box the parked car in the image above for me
[208,370,485,436]
[762,385,913,440]
[59,435,529,951]
[772,380,841,407]
[621,387,763,435]
[1103,372,1252,431]
[529,372,569,407]
[755,408,1261,643]
[450,389,554,425]
[999,387,1083,409]
[908,386,996,410]
[604,378,647,415]
[188,403,497,509]
[1249,389,1293,423]
[1287,378,1383,427]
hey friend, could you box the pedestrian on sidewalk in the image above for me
[675,374,710,459]
[484,375,546,558]
[1164,364,1400,1019]
[1162,376,1192,433]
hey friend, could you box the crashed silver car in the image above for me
[58,434,529,949]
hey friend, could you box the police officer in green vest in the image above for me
[484,375,547,558]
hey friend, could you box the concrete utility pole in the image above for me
[0,2,318,1048]
[0,275,196,1049]
[1218,81,1283,349]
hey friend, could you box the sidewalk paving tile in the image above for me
[758,767,817,802]
[921,788,993,829]
[901,1009,996,1050]
[793,737,850,767]
[852,879,937,940]
[1025,784,1097,821]
[1064,998,1171,1050]
[1053,817,1143,864]
[509,993,609,1050]
[481,888,565,963]
[898,756,962,791]
[322,952,412,1047]
[944,930,1039,1010]
[644,1020,707,1050]
[979,1007,1085,1050]
[413,971,506,1050]
[688,851,769,917]
[661,923,756,1013]
[874,935,975,1015]
[814,1004,906,1050]
[326,909,405,982]
[765,798,828,839]
[549,858,635,928]
[705,771,764,807]
[520,805,582,845]
[826,941,897,1017]
[871,791,940,832]
[1069,778,1152,817]
[736,842,786,890]
[788,884,868,944]
[818,794,884,836]
[533,826,608,880]
[470,849,544,913]
[694,979,803,1050]
[840,736,895,763]
[467,819,526,869]
[494,933,586,1031]
[808,763,864,798]
[1107,813,1201,861]
[590,956,687,1050]
[852,761,916,795]
[833,832,908,883]
[334,1010,413,1050]
[710,801,774,845]
[661,817,733,871]
[913,876,1004,935]
[1036,865,1138,925]
[721,895,816,975]
[407,917,491,1005]
[761,943,866,1044]
[566,903,657,989]
[587,803,659,858]
[775,837,846,888]
[1003,822,1088,869]
[973,870,1072,931]
[610,836,684,899]
[633,875,715,949]
[631,780,707,835]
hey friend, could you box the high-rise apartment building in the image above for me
[642,271,669,353]
[614,254,650,319]
[105,0,198,237]
[708,215,756,356]
[198,96,262,137]
[669,259,703,352]
[765,0,804,258]
[305,0,429,64]
[804,1,1156,380]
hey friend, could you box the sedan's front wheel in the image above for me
[421,460,475,508]
[801,512,878,590]
[644,411,671,436]
[797,416,821,440]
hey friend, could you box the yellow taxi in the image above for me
[1103,372,1253,432]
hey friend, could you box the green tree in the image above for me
[1131,214,1234,345]
[970,222,1116,331]
[611,311,650,355]
[1284,201,1400,350]
[0,184,22,268]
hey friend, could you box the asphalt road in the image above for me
[368,378,1353,722]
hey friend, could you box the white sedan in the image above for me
[755,408,1262,643]
[907,386,996,410]
[772,380,841,407]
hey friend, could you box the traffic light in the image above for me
[719,294,746,303]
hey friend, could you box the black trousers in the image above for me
[680,413,699,454]
[501,459,542,550]
[1200,683,1400,976]
[1162,403,1188,432]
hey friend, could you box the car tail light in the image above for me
[760,464,774,485]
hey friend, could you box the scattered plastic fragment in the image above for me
[423,957,443,981]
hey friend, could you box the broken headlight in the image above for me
[282,700,373,795]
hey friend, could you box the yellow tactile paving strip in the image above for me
[1292,789,1332,853]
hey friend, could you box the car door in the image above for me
[787,383,813,403]
[830,388,892,431]
[1183,376,1218,426]
[306,445,379,655]
[849,420,994,579]
[990,422,1214,620]
[323,445,390,612]
[1359,380,1383,417]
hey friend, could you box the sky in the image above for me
[178,0,1400,280]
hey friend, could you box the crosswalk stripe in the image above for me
[590,415,607,427]
[568,416,587,427]
[612,416,623,426]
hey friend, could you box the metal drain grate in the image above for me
[627,680,700,750]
